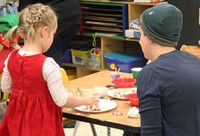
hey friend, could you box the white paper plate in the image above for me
[107,88,137,100]
[75,99,117,113]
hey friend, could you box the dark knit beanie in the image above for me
[140,3,183,47]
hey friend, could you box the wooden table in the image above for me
[62,70,140,135]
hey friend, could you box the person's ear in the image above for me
[40,26,48,38]
[150,39,154,44]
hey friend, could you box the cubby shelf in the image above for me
[64,1,162,78]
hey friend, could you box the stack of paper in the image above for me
[134,0,165,2]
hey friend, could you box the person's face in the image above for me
[139,27,151,60]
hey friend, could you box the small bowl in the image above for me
[112,78,136,88]
[125,93,139,107]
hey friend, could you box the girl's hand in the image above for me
[85,93,99,105]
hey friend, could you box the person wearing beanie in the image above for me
[135,3,200,136]
[0,14,21,74]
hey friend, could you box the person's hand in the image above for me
[84,93,99,105]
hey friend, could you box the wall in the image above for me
[168,0,200,49]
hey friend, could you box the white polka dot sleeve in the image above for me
[1,54,12,93]
[43,57,68,107]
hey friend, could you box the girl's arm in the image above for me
[1,54,12,93]
[43,58,98,108]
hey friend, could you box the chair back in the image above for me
[60,68,69,83]
[0,73,9,102]
[0,44,3,51]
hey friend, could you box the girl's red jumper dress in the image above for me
[0,50,65,136]
[0,48,14,73]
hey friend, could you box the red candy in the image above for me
[112,110,122,116]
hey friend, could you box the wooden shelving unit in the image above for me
[80,2,128,37]
[64,1,161,78]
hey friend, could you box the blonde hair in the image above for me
[6,3,57,42]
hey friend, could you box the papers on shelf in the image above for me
[134,0,165,2]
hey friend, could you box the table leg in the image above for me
[72,121,79,136]
[107,127,111,136]
[90,123,97,136]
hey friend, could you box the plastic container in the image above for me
[125,93,139,107]
[112,78,136,88]
[71,49,90,66]
[85,57,101,69]
[110,72,120,80]
[103,52,147,73]
[62,49,72,63]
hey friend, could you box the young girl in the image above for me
[0,3,99,136]
[0,14,21,74]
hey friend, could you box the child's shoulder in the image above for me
[44,57,59,67]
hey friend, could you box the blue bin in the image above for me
[62,49,72,63]
[103,52,147,73]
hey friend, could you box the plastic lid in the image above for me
[103,52,143,63]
